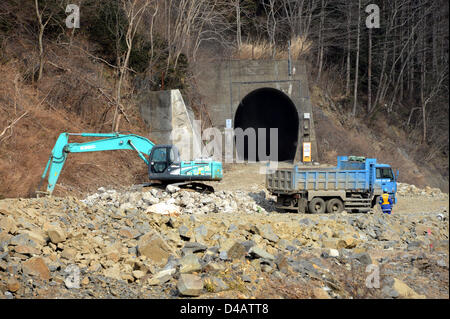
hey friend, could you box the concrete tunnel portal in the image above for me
[234,87,299,162]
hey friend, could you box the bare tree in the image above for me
[345,1,352,96]
[112,0,151,132]
[231,0,242,49]
[0,111,28,144]
[352,0,361,116]
[148,1,159,67]
[162,0,229,69]
[263,0,278,58]
[34,0,54,82]
[316,0,327,81]
[367,27,372,113]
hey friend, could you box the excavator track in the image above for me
[135,181,215,194]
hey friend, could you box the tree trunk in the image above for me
[398,4,404,101]
[420,4,427,144]
[352,0,361,116]
[367,28,372,113]
[408,4,414,100]
[37,28,44,82]
[373,26,388,111]
[421,71,426,144]
[432,8,438,80]
[316,0,325,82]
[345,2,352,96]
[236,1,241,49]
[34,0,45,82]
[113,0,149,132]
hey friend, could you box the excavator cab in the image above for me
[148,144,222,182]
[149,145,180,174]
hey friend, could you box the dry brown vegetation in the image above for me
[253,262,386,299]
[232,36,312,60]
[0,0,447,199]
[310,70,449,192]
[0,37,150,199]
[256,277,314,299]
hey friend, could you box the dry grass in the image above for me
[0,37,150,199]
[232,36,312,60]
[313,106,436,190]
[310,69,449,192]
[254,274,315,299]
[330,262,386,299]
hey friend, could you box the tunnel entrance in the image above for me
[234,87,299,161]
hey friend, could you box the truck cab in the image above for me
[373,164,398,204]
[337,156,398,205]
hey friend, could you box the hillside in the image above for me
[0,45,150,198]
[310,80,449,192]
[0,0,449,302]
[0,0,448,198]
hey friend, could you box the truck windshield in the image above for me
[376,168,394,180]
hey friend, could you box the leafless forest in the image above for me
[0,0,448,197]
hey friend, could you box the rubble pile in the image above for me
[82,186,275,215]
[397,183,448,199]
[0,183,448,299]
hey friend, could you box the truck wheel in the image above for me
[308,197,326,214]
[326,198,344,214]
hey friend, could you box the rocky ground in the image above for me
[0,172,448,299]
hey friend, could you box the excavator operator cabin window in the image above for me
[152,148,167,162]
[169,147,180,164]
[151,147,168,173]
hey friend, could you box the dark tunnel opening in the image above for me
[234,87,299,161]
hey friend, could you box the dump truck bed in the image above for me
[266,167,370,193]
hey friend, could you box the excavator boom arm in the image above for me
[39,133,155,194]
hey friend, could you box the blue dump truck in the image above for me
[266,156,398,214]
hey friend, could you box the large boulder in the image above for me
[177,274,203,296]
[10,233,40,248]
[392,278,426,299]
[249,246,275,260]
[148,268,176,286]
[0,216,17,234]
[47,225,67,244]
[179,254,202,274]
[22,257,51,281]
[137,230,174,266]
[103,264,122,281]
[255,224,279,243]
[146,203,181,216]
[227,242,247,260]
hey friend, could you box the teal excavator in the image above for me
[37,132,223,195]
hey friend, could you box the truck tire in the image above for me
[326,198,344,214]
[308,197,326,214]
